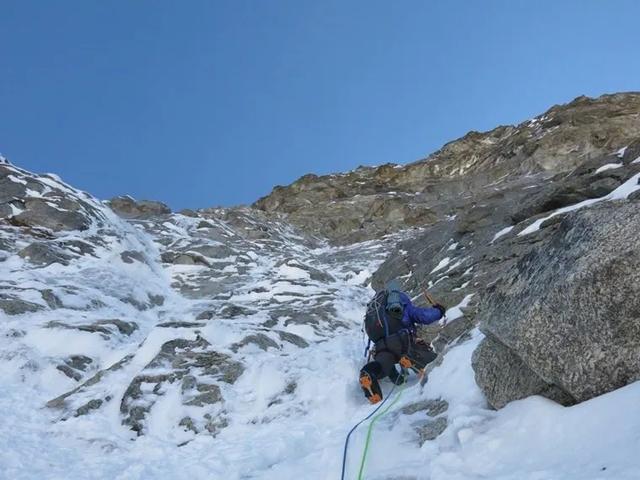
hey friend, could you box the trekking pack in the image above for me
[363,280,405,343]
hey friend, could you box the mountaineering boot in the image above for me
[359,371,383,404]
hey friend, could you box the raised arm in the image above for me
[400,292,445,326]
[407,303,444,325]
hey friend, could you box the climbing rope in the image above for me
[340,382,398,480]
[356,381,406,480]
[340,369,408,480]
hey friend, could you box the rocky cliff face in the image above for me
[254,92,640,409]
[1,92,640,478]
[255,93,640,244]
[255,94,640,407]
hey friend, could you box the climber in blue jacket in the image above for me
[359,283,446,404]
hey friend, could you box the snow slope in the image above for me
[2,163,640,480]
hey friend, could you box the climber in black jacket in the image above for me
[359,284,446,404]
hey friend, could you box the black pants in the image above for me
[361,335,437,383]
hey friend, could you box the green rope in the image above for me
[356,382,406,480]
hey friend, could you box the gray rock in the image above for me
[589,177,623,196]
[621,138,640,163]
[0,169,28,204]
[96,319,138,335]
[473,202,640,408]
[0,236,16,255]
[179,416,197,433]
[455,205,498,235]
[414,417,448,444]
[181,375,197,393]
[41,289,63,309]
[0,203,12,218]
[148,294,165,307]
[60,239,98,256]
[204,415,228,436]
[196,310,215,320]
[47,354,134,412]
[189,243,237,261]
[45,319,138,337]
[65,355,93,371]
[108,196,171,219]
[119,336,243,434]
[432,313,478,354]
[0,294,44,315]
[120,294,162,311]
[218,304,257,319]
[231,333,280,352]
[13,197,92,231]
[162,251,210,266]
[158,321,204,328]
[402,398,449,417]
[120,250,146,264]
[276,330,310,348]
[472,335,575,409]
[18,242,73,266]
[56,364,82,381]
[184,383,221,406]
[75,399,103,417]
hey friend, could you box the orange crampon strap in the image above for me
[399,356,413,369]
[359,373,382,404]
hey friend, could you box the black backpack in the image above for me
[363,286,405,343]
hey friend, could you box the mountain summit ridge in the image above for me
[253,91,640,243]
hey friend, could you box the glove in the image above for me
[433,303,446,317]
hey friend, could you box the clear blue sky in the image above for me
[1,1,639,209]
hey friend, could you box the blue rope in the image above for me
[340,382,398,480]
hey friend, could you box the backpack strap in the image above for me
[363,338,372,359]
[373,292,390,338]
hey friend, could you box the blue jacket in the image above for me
[398,292,443,332]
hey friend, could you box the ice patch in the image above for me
[445,259,464,273]
[431,257,451,274]
[276,264,311,280]
[7,174,27,185]
[9,203,24,216]
[23,328,111,359]
[491,226,514,243]
[595,163,623,174]
[445,293,474,321]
